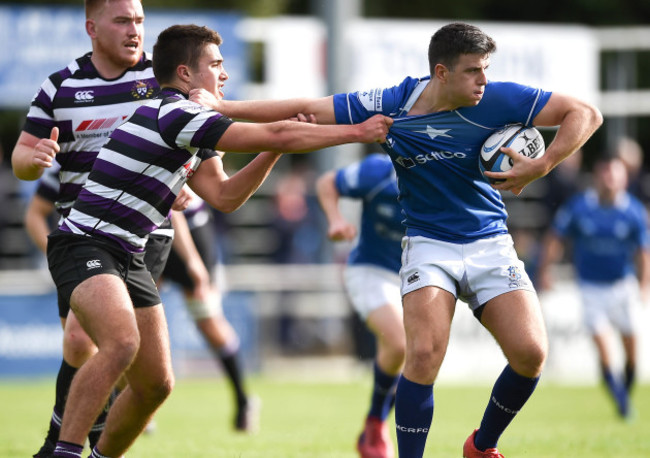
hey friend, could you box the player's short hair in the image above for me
[428,22,496,74]
[153,24,223,85]
[85,0,140,18]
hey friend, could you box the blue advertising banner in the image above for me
[0,6,247,108]
[0,285,258,378]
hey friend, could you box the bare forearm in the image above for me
[217,118,387,154]
[316,172,343,225]
[536,98,603,176]
[170,211,201,265]
[189,89,337,124]
[193,152,282,213]
[24,212,50,253]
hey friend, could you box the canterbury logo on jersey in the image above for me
[86,259,102,270]
[76,117,128,132]
[74,90,95,102]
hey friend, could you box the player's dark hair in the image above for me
[428,23,496,74]
[153,24,223,85]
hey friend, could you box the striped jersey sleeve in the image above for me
[61,90,230,252]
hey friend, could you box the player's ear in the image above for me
[86,19,96,38]
[433,63,448,82]
[176,65,191,83]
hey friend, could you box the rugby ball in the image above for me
[479,124,545,183]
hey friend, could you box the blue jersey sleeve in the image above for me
[335,153,392,199]
[551,197,578,238]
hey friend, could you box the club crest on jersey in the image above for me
[131,80,154,99]
[507,265,522,288]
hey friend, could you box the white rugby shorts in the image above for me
[343,264,402,320]
[399,234,535,311]
[578,275,640,335]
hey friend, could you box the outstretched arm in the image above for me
[214,114,391,154]
[315,170,357,242]
[190,90,338,124]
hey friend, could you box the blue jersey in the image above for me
[335,153,403,273]
[552,189,649,282]
[333,76,551,243]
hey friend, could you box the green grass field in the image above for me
[1,375,648,457]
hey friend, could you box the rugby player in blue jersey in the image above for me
[14,23,391,458]
[316,153,404,458]
[537,156,650,419]
[190,21,602,458]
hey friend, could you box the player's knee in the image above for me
[387,338,406,367]
[407,341,443,369]
[105,334,141,370]
[511,342,547,378]
[138,372,175,407]
[63,330,96,365]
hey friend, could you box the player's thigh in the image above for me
[402,286,455,355]
[70,274,139,350]
[126,304,174,395]
[481,289,547,376]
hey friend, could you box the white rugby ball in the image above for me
[479,124,545,183]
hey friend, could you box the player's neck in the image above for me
[408,82,456,115]
[598,189,619,206]
[90,52,133,80]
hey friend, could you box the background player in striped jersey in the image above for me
[12,1,274,455]
[316,152,405,458]
[13,1,170,455]
[14,24,391,458]
[537,156,650,419]
[157,186,260,433]
[187,22,603,458]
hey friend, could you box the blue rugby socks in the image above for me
[395,375,434,458]
[368,362,400,421]
[601,364,629,417]
[474,364,539,451]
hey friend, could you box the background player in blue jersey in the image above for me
[537,156,650,419]
[189,21,603,458]
[13,24,391,458]
[316,152,405,458]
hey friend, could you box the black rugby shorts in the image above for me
[47,231,161,311]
